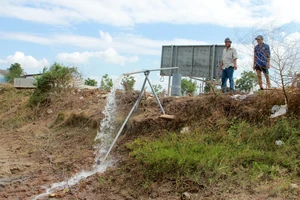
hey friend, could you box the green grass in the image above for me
[127,118,300,189]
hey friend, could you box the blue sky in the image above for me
[1,0,300,89]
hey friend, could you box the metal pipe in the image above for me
[167,46,175,97]
[189,76,203,81]
[191,46,194,76]
[123,67,178,76]
[211,45,216,80]
[167,75,171,96]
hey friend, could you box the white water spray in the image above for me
[33,75,123,200]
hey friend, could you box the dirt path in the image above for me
[0,128,38,199]
[0,129,34,179]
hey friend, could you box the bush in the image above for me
[181,78,197,95]
[152,84,163,95]
[122,75,136,92]
[85,78,98,86]
[100,74,113,91]
[28,62,80,107]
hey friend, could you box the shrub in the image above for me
[85,78,98,86]
[100,74,113,91]
[122,75,136,92]
[181,78,197,95]
[28,62,80,107]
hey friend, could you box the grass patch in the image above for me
[127,118,300,190]
[0,86,34,128]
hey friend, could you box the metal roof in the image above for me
[0,69,9,75]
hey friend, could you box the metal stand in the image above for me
[102,68,177,162]
[134,70,166,114]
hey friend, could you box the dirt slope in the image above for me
[0,86,108,199]
[0,85,299,200]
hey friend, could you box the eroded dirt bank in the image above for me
[0,86,299,200]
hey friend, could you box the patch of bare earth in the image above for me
[0,88,107,199]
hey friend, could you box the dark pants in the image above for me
[221,67,234,92]
[255,65,269,74]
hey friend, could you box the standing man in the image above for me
[220,37,238,93]
[253,35,271,90]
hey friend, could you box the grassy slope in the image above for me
[113,89,300,199]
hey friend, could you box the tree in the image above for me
[237,22,300,109]
[33,62,80,91]
[121,75,136,92]
[235,71,258,92]
[268,29,300,108]
[152,84,163,95]
[6,63,23,83]
[85,78,98,86]
[181,78,197,96]
[100,74,113,91]
[29,62,81,106]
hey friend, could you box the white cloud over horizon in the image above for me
[56,48,139,65]
[1,0,299,89]
[1,0,299,28]
[0,31,207,56]
[1,30,299,81]
[0,51,49,70]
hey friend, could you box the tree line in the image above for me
[4,62,260,97]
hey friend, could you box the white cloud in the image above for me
[1,0,298,28]
[283,32,300,44]
[0,31,207,56]
[94,48,139,65]
[56,48,139,65]
[269,0,300,24]
[99,31,113,43]
[1,51,49,69]
[56,52,91,64]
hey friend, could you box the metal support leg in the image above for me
[134,74,148,112]
[146,76,166,115]
[168,75,171,96]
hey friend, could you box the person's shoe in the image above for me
[259,87,264,91]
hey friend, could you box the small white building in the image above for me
[14,73,42,88]
[0,69,9,84]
